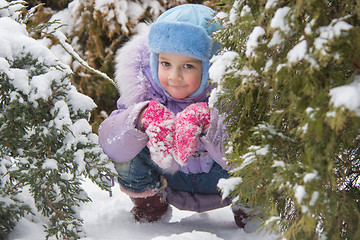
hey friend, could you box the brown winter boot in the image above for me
[130,191,169,223]
[233,207,249,228]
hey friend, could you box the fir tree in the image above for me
[212,0,360,239]
[0,1,113,239]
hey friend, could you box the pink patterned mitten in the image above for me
[141,100,175,169]
[174,102,210,166]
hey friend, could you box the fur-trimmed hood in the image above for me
[114,27,154,108]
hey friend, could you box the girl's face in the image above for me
[158,53,203,99]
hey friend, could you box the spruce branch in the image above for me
[0,1,27,11]
[50,31,117,88]
[25,13,117,88]
[17,3,44,24]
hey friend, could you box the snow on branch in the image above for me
[51,30,117,88]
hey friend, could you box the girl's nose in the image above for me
[169,68,182,80]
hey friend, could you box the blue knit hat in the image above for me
[148,4,221,97]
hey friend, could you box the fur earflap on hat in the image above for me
[148,4,221,97]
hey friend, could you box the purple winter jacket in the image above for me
[98,29,231,211]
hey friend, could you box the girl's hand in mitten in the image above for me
[141,100,175,169]
[174,102,210,166]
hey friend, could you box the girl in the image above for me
[98,4,249,228]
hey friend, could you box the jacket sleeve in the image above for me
[199,107,229,169]
[98,98,149,163]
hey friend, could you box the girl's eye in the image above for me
[184,64,193,69]
[161,61,171,67]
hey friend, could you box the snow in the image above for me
[67,85,97,113]
[264,216,281,226]
[153,231,224,240]
[270,7,291,33]
[0,1,24,21]
[8,68,31,96]
[271,161,285,168]
[246,26,266,58]
[210,51,239,84]
[330,76,360,116]
[309,191,319,206]
[240,5,251,17]
[249,145,269,156]
[264,59,273,72]
[8,179,279,240]
[287,40,307,64]
[293,185,306,205]
[267,30,284,47]
[229,0,241,25]
[42,158,58,170]
[303,170,318,183]
[53,31,115,86]
[209,51,239,108]
[265,0,278,9]
[2,1,359,239]
[255,124,290,140]
[218,177,243,200]
[304,19,315,35]
[314,19,352,52]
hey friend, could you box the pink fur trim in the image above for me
[120,186,157,198]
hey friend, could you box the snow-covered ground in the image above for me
[8,178,279,240]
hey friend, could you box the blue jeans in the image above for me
[114,147,229,195]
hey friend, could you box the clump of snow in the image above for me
[270,7,291,33]
[287,40,307,64]
[265,216,281,225]
[208,51,238,108]
[236,67,259,84]
[275,63,287,73]
[314,19,352,54]
[229,0,241,24]
[218,177,243,200]
[305,107,316,120]
[268,30,284,47]
[236,145,270,171]
[271,160,285,168]
[303,170,319,183]
[326,111,336,118]
[304,19,316,35]
[246,26,266,58]
[330,75,360,116]
[67,85,97,114]
[265,0,278,9]
[225,141,234,155]
[7,68,31,96]
[42,159,58,170]
[264,58,273,72]
[309,191,319,206]
[215,11,228,22]
[0,0,23,19]
[238,152,257,170]
[240,5,251,17]
[255,123,291,141]
[209,51,239,84]
[49,100,72,129]
[249,145,270,156]
[293,184,306,204]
